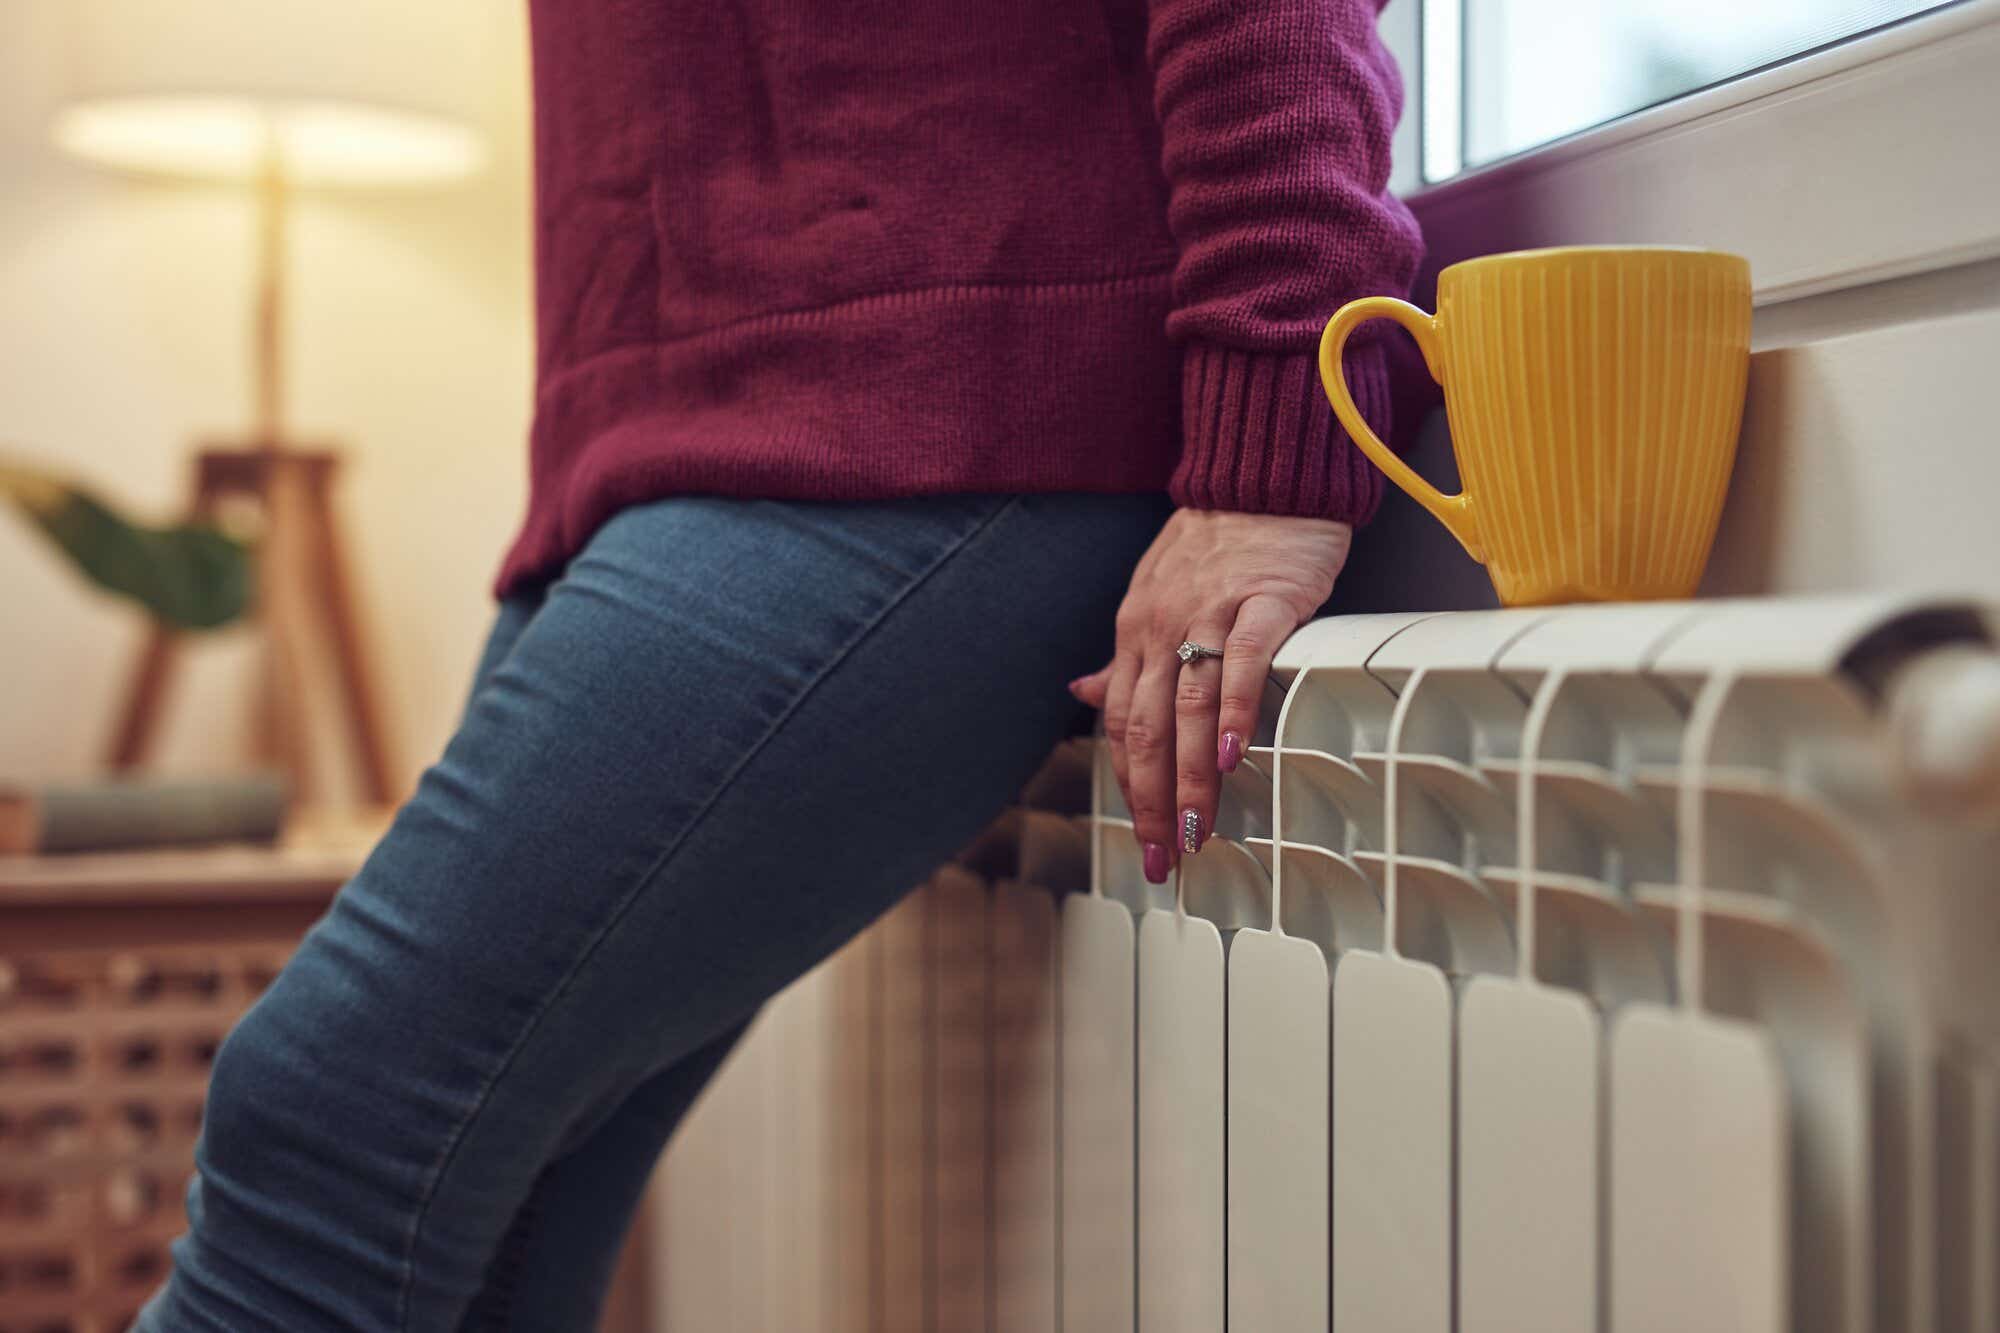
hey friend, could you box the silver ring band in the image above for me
[1176,640,1223,665]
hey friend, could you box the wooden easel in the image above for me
[105,151,397,809]
[104,443,398,809]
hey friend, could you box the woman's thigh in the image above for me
[137,490,1167,1332]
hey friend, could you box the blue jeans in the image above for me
[136,491,1169,1331]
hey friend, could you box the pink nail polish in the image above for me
[1067,676,1089,697]
[1218,731,1243,773]
[1181,808,1205,854]
[1142,841,1170,883]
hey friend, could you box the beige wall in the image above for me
[0,1,534,790]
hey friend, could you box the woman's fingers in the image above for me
[1079,594,1300,887]
[1215,593,1298,773]
[1068,664,1112,709]
[1173,617,1234,855]
[1123,643,1181,883]
[1100,645,1143,827]
[1088,509,1351,886]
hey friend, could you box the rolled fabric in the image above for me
[1,774,288,854]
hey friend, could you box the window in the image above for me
[1411,0,1963,184]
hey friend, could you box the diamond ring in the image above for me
[1176,641,1224,665]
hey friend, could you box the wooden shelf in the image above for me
[0,812,384,907]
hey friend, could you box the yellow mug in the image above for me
[1319,246,1752,606]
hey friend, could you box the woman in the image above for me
[137,0,1419,1327]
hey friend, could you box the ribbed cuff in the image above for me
[1168,338,1394,525]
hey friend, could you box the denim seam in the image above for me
[394,494,1026,1330]
[462,1169,542,1330]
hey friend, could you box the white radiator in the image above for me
[651,594,2000,1333]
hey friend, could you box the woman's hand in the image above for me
[1069,509,1351,882]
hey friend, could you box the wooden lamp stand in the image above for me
[104,154,398,809]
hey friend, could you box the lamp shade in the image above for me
[53,0,491,187]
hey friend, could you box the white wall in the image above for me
[0,1,534,790]
[1709,295,2000,598]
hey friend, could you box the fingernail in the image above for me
[1218,731,1243,773]
[1142,841,1170,883]
[1066,675,1088,697]
[1181,808,1205,854]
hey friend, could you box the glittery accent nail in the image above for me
[1181,807,1204,854]
[1218,731,1243,773]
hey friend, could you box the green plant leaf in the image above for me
[1,461,253,630]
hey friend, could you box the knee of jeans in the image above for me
[197,991,336,1187]
[198,1004,282,1166]
[160,991,414,1330]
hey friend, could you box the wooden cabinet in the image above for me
[0,844,351,1333]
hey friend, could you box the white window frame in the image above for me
[1387,0,2000,308]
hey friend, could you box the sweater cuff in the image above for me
[1168,339,1394,525]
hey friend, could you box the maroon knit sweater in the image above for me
[497,0,1422,594]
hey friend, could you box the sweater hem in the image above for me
[496,272,1183,596]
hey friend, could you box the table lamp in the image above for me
[51,0,493,809]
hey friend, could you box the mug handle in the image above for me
[1318,297,1483,562]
